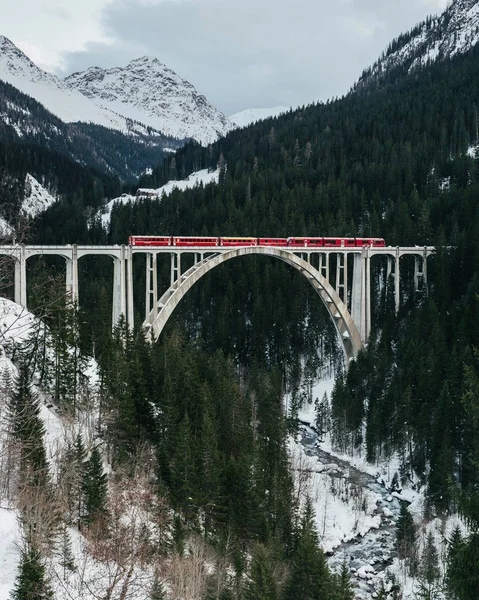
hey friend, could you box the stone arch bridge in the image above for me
[0,243,434,365]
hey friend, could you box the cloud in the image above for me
[56,0,446,115]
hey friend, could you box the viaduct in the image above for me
[0,244,434,365]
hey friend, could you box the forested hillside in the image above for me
[0,79,180,183]
[76,43,479,596]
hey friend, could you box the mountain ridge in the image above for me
[358,0,479,87]
[0,36,233,145]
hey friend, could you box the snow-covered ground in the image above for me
[291,374,468,599]
[0,508,20,600]
[229,106,290,128]
[22,174,57,219]
[0,298,102,600]
[99,168,220,228]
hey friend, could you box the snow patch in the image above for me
[229,106,290,128]
[99,168,220,228]
[22,174,56,219]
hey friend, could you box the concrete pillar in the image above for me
[320,253,329,282]
[127,245,134,328]
[170,253,177,288]
[146,253,153,320]
[386,256,392,281]
[112,247,126,327]
[65,245,79,304]
[152,253,158,320]
[395,247,400,313]
[14,259,21,305]
[359,247,371,343]
[351,253,362,334]
[360,248,367,343]
[423,247,428,294]
[366,252,371,340]
[414,256,421,291]
[344,252,348,308]
[15,244,27,307]
[335,253,346,304]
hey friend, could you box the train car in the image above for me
[287,237,324,247]
[220,237,258,246]
[172,236,219,246]
[323,237,356,247]
[355,238,386,247]
[258,237,288,246]
[129,236,171,246]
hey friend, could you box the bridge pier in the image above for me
[14,245,27,307]
[358,247,371,343]
[395,246,400,312]
[414,247,428,292]
[65,244,79,303]
[127,246,134,328]
[319,253,330,281]
[170,252,181,288]
[112,246,127,328]
[335,252,348,307]
[351,253,362,339]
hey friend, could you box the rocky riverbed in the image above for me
[300,425,404,598]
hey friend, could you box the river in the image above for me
[300,424,403,598]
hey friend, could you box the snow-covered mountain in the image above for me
[229,106,290,128]
[358,0,479,87]
[0,36,130,132]
[0,36,233,144]
[65,57,234,145]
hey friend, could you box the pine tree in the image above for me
[445,526,464,595]
[286,497,330,600]
[171,412,196,516]
[9,362,49,485]
[59,434,86,525]
[315,392,330,435]
[244,543,280,600]
[11,546,53,600]
[58,527,76,579]
[82,447,108,525]
[332,561,354,600]
[395,503,417,571]
[416,532,441,600]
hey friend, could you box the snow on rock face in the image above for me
[99,168,220,228]
[229,106,290,128]
[0,36,127,131]
[22,174,56,219]
[359,0,479,86]
[65,56,235,145]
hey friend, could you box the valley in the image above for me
[1,0,479,598]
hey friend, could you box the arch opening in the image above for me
[144,247,363,366]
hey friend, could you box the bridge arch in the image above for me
[143,246,363,365]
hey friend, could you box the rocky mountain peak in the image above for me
[64,56,233,144]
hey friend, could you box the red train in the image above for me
[128,236,386,248]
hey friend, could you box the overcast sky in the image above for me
[3,0,450,116]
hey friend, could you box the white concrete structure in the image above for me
[0,243,434,365]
